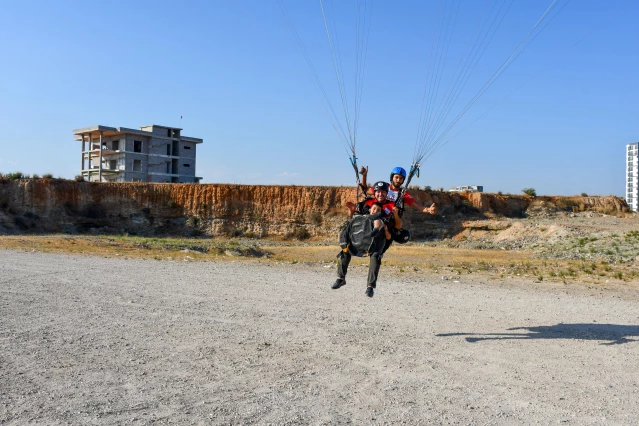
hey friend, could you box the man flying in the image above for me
[360,166,437,215]
[333,181,395,298]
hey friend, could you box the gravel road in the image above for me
[2,250,639,425]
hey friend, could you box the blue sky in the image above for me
[0,0,636,196]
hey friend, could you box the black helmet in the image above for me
[393,228,411,244]
[373,181,389,193]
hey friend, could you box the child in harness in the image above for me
[332,181,402,298]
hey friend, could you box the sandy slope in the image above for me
[1,250,639,425]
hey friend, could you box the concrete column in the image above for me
[88,134,92,182]
[99,131,103,182]
[81,135,85,173]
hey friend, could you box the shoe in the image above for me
[365,287,374,298]
[332,278,346,289]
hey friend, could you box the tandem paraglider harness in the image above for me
[338,197,411,260]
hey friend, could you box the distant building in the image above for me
[73,124,203,183]
[627,143,638,211]
[449,185,483,193]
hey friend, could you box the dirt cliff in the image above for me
[0,179,629,239]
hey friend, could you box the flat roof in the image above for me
[140,124,183,130]
[73,125,202,143]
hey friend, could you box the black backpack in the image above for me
[339,214,386,257]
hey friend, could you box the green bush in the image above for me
[6,172,23,180]
[522,188,536,197]
[74,175,85,182]
[581,192,588,197]
[42,173,53,179]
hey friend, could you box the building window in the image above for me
[184,146,191,150]
[183,164,191,167]
[109,160,117,170]
[133,160,142,172]
[134,140,142,153]
[167,144,171,156]
[112,140,119,151]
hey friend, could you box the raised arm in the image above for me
[410,201,437,215]
[404,192,436,214]
[359,166,371,195]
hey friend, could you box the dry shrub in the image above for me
[326,206,345,217]
[186,216,199,227]
[285,227,311,240]
[308,211,323,225]
[84,203,105,219]
[218,221,243,238]
[556,198,579,211]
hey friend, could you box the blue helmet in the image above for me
[390,167,407,182]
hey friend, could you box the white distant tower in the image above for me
[627,143,639,211]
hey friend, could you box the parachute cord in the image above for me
[425,0,636,162]
[414,0,445,163]
[349,155,365,202]
[419,0,513,155]
[276,0,353,153]
[412,0,563,167]
[394,163,420,217]
[420,0,568,162]
[320,0,355,153]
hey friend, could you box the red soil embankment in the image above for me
[0,179,628,238]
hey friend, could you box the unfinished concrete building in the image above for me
[73,124,203,183]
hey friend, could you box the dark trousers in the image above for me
[337,250,382,288]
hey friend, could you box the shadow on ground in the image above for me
[437,323,639,345]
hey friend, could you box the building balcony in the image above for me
[83,148,123,157]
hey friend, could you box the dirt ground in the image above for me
[2,249,639,425]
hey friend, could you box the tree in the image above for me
[522,188,536,197]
